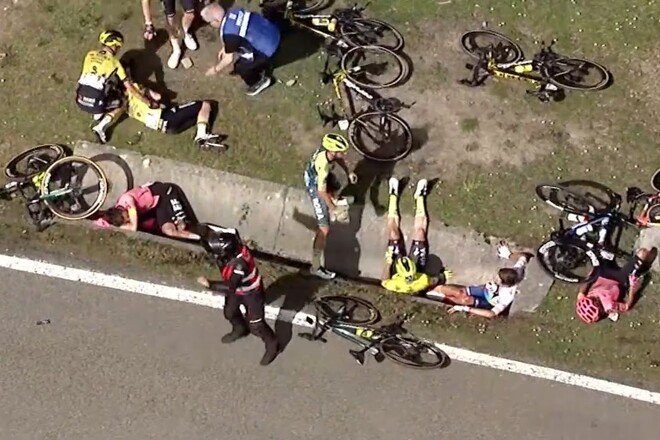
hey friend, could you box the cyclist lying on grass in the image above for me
[575,247,656,324]
[121,59,226,150]
[426,243,533,318]
[381,176,452,294]
[95,181,201,241]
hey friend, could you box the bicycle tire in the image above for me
[340,45,407,89]
[459,30,524,63]
[338,18,404,52]
[541,57,610,91]
[313,295,380,325]
[4,144,67,182]
[652,169,660,192]
[40,155,108,220]
[536,239,600,284]
[379,335,448,370]
[348,112,412,162]
[261,0,330,14]
[535,184,599,215]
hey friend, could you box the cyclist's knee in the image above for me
[318,225,330,236]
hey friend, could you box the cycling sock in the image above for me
[388,194,399,219]
[195,122,208,139]
[414,195,426,217]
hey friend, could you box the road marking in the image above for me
[1,253,658,406]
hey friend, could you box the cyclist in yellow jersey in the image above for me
[303,133,358,280]
[381,177,450,294]
[75,30,149,144]
[122,69,226,150]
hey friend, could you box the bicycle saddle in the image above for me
[333,8,363,21]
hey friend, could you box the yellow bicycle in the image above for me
[1,144,108,228]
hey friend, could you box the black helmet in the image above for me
[203,231,241,263]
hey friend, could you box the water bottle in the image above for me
[513,64,533,73]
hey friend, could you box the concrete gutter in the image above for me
[74,141,553,315]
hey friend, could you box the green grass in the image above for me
[1,0,660,386]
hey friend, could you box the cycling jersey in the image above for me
[382,272,432,294]
[221,245,263,295]
[126,84,163,130]
[220,8,280,58]
[304,147,332,192]
[76,49,127,113]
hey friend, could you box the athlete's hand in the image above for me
[196,276,211,289]
[448,305,469,315]
[144,23,156,41]
[443,268,454,281]
[496,241,512,259]
[206,65,219,77]
[348,172,358,184]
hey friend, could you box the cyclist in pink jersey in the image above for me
[575,247,656,324]
[97,181,200,240]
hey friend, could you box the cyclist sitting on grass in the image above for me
[428,243,533,319]
[304,133,358,280]
[575,247,656,324]
[121,59,226,150]
[75,30,150,144]
[95,181,201,241]
[381,177,451,294]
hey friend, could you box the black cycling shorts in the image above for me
[387,239,429,273]
[161,101,203,134]
[161,0,195,17]
[75,83,123,115]
[148,182,190,228]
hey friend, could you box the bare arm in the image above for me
[206,48,236,76]
[141,0,153,24]
[161,222,201,240]
[317,189,336,212]
[123,80,152,106]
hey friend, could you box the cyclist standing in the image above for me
[197,229,280,366]
[75,30,150,143]
[304,133,358,280]
[141,0,198,69]
[200,3,281,96]
[381,177,446,294]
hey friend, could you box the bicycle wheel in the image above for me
[341,45,407,89]
[40,155,108,220]
[459,30,524,63]
[535,184,598,215]
[4,144,67,182]
[313,295,380,325]
[536,239,600,284]
[348,112,412,162]
[339,18,404,52]
[379,335,448,370]
[542,57,610,91]
[652,169,660,192]
[260,0,330,13]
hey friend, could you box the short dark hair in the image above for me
[498,268,519,287]
[103,207,127,227]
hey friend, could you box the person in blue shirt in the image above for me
[200,3,281,96]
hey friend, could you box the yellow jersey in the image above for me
[304,147,332,191]
[382,272,432,294]
[126,84,162,130]
[77,49,127,92]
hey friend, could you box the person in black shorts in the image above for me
[141,0,199,69]
[97,181,201,241]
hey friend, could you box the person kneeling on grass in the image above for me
[427,243,533,319]
[575,247,656,324]
[95,181,201,241]
[380,176,453,294]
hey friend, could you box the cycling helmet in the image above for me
[394,256,417,283]
[99,30,124,48]
[202,231,241,263]
[321,133,349,153]
[576,296,601,324]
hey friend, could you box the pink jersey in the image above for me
[116,185,159,213]
[587,277,621,313]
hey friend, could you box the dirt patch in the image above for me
[393,23,593,179]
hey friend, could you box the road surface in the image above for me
[1,268,657,440]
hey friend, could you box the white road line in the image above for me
[1,253,659,406]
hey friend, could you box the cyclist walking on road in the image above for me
[197,229,280,366]
[303,133,358,280]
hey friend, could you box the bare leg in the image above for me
[181,11,198,51]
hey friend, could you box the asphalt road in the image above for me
[1,268,658,440]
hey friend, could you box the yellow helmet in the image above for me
[395,256,417,283]
[99,30,124,48]
[321,133,349,153]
